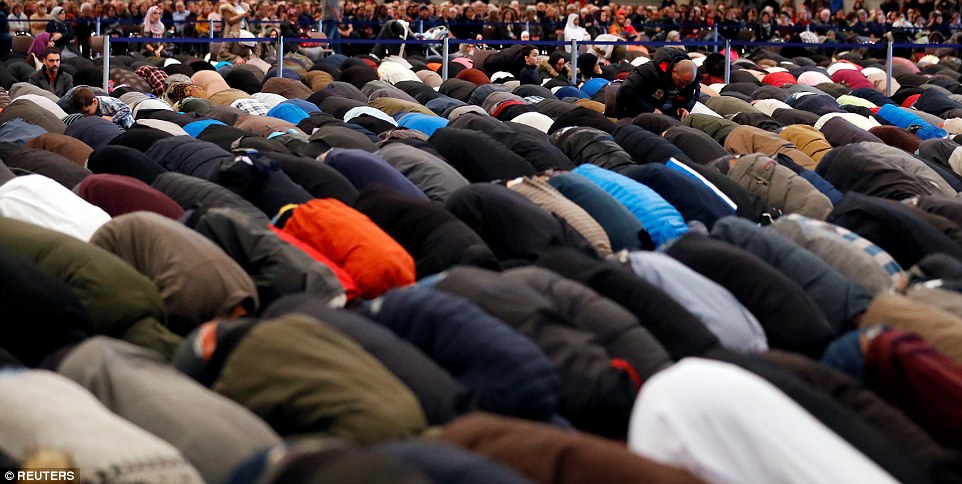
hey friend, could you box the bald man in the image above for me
[613,47,701,120]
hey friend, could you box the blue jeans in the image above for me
[321,18,340,54]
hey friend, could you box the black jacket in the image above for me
[614,47,700,118]
[519,64,542,86]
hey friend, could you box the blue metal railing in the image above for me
[100,34,957,97]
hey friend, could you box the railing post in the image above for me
[96,17,101,36]
[724,39,731,84]
[570,39,578,84]
[442,36,450,80]
[713,23,718,53]
[103,35,110,91]
[209,19,214,38]
[886,40,894,97]
[278,37,285,78]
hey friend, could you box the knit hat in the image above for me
[172,319,258,387]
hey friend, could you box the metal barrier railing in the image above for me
[101,35,961,99]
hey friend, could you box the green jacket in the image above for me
[212,314,427,444]
[0,216,181,358]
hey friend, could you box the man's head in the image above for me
[671,59,696,89]
[522,45,539,66]
[42,47,61,74]
[71,87,98,115]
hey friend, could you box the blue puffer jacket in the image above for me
[372,286,560,421]
[572,164,688,247]
[876,104,946,140]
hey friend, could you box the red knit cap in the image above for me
[456,68,492,86]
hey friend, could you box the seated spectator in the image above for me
[520,45,543,85]
[28,47,73,97]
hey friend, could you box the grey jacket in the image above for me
[27,67,73,97]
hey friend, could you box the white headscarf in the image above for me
[143,6,165,37]
[629,358,899,484]
[563,14,590,42]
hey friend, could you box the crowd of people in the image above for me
[0,0,961,473]
[3,0,962,482]
[1,0,962,60]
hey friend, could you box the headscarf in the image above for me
[564,14,590,42]
[28,32,52,59]
[143,6,165,36]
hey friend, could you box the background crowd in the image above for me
[1,0,962,60]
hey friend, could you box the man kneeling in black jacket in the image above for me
[613,47,700,120]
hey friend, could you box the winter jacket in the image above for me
[762,349,947,473]
[664,233,836,357]
[572,164,688,247]
[428,128,536,182]
[435,266,640,438]
[74,174,184,220]
[711,216,873,333]
[864,329,962,449]
[354,186,499,277]
[859,142,957,196]
[0,174,109,241]
[769,214,907,294]
[612,124,693,166]
[445,183,597,265]
[58,337,282,484]
[0,216,181,358]
[682,113,739,144]
[720,153,832,219]
[827,192,962,268]
[535,246,722,362]
[508,177,612,256]
[614,47,700,118]
[439,413,704,484]
[448,114,575,172]
[324,148,430,201]
[90,212,259,335]
[372,286,561,421]
[207,314,427,444]
[551,126,636,171]
[862,293,962,368]
[207,151,313,218]
[503,266,675,383]
[546,171,645,251]
[663,125,731,165]
[146,136,233,180]
[281,198,415,299]
[626,251,768,353]
[266,151,359,205]
[152,172,271,225]
[725,125,817,170]
[185,207,347,307]
[816,144,942,201]
[619,163,735,229]
[0,370,203,483]
[0,244,89,367]
[779,124,832,164]
[0,145,90,189]
[64,116,123,150]
[262,294,476,426]
[376,143,469,203]
[876,103,946,140]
